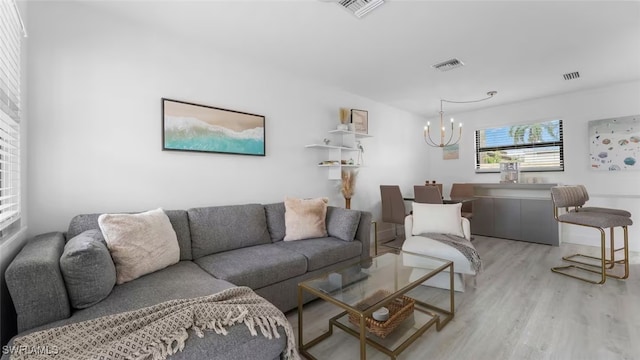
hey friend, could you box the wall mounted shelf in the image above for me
[306,130,372,179]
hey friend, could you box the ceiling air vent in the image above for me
[337,0,385,18]
[563,71,580,80]
[432,58,465,72]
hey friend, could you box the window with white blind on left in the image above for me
[0,0,25,237]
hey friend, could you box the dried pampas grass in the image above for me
[341,170,357,199]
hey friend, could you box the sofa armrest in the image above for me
[5,232,71,333]
[354,211,372,261]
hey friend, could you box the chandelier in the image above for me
[424,91,497,147]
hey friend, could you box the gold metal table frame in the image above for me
[297,252,454,360]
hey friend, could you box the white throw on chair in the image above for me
[401,202,480,292]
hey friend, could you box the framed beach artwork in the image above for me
[162,98,265,156]
[350,109,368,134]
[443,144,459,160]
[588,114,639,171]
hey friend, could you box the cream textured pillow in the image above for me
[284,197,329,241]
[411,202,464,238]
[98,208,180,284]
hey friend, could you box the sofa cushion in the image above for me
[7,262,286,360]
[98,208,180,284]
[275,237,362,271]
[10,261,235,329]
[326,207,362,241]
[264,202,286,242]
[188,204,272,259]
[194,244,307,289]
[67,210,193,260]
[59,229,116,309]
[283,197,328,241]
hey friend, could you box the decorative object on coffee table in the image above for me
[347,290,415,339]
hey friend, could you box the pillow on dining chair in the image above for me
[411,202,464,237]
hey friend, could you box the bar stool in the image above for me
[550,186,633,284]
[570,185,632,269]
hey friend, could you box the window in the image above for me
[0,0,24,235]
[475,119,564,172]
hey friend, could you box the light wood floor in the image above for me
[286,236,640,360]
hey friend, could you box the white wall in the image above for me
[425,80,640,251]
[26,2,427,237]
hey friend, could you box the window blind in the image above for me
[475,120,564,173]
[0,0,23,234]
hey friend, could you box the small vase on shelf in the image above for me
[345,198,351,209]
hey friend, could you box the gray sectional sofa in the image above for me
[3,203,371,360]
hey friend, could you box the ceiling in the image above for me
[80,0,640,117]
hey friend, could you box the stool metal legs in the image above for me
[551,225,629,284]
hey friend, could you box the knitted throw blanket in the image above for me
[11,286,300,360]
[418,233,483,273]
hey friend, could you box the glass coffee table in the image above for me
[297,251,454,360]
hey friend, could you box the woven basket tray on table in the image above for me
[347,289,415,339]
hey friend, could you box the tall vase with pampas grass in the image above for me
[340,170,357,209]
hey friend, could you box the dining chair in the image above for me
[450,183,474,219]
[424,182,443,196]
[413,185,443,204]
[380,185,408,240]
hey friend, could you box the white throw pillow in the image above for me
[98,208,180,284]
[411,202,464,237]
[283,197,329,241]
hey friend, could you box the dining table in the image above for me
[403,197,475,204]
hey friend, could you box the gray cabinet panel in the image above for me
[471,197,494,236]
[468,184,558,246]
[469,196,559,245]
[521,199,559,245]
[494,198,521,240]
